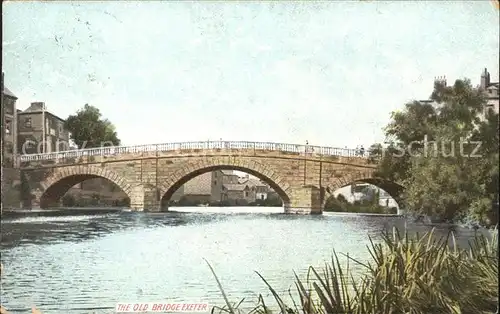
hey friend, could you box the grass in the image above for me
[206,227,498,314]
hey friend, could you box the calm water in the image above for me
[0,207,489,314]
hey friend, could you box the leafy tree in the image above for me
[64,104,120,149]
[372,78,498,226]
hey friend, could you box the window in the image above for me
[24,118,32,128]
[214,180,217,186]
[59,124,63,133]
[245,191,249,197]
[5,120,11,134]
[4,99,13,114]
[5,143,13,154]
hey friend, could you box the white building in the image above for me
[478,68,499,121]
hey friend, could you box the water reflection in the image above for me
[0,207,492,314]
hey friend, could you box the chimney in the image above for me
[480,68,490,90]
[30,102,46,110]
[434,75,447,87]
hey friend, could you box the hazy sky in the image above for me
[3,1,499,149]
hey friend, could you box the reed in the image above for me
[208,227,498,314]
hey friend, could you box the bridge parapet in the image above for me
[19,141,371,168]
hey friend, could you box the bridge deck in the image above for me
[19,140,371,166]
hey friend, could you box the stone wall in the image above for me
[2,167,21,209]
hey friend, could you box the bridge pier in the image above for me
[143,189,161,212]
[286,185,323,214]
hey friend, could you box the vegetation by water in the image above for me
[168,196,283,207]
[64,104,121,149]
[368,78,499,227]
[208,227,498,314]
[324,194,398,215]
[61,193,130,208]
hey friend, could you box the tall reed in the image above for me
[207,227,498,314]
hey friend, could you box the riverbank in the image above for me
[1,210,494,313]
[210,227,499,314]
[1,208,124,220]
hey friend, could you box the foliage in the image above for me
[208,227,498,314]
[64,104,120,149]
[325,192,397,214]
[370,79,499,226]
[61,193,129,208]
[169,196,283,207]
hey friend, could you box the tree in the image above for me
[373,78,498,226]
[64,104,121,149]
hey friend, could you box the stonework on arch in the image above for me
[325,170,376,192]
[20,147,382,214]
[324,169,405,204]
[38,165,144,210]
[159,157,293,202]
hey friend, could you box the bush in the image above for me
[207,227,498,314]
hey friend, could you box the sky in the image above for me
[2,1,499,150]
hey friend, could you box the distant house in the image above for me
[211,170,239,202]
[348,183,399,209]
[221,184,254,203]
[181,172,213,203]
[17,102,70,154]
[238,175,271,200]
[2,73,18,167]
[171,170,278,204]
[478,68,499,120]
[173,170,240,203]
[419,68,499,121]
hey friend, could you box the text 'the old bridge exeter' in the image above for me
[18,140,404,214]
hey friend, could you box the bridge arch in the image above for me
[38,165,144,209]
[324,170,405,206]
[159,158,292,209]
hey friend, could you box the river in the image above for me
[0,207,489,313]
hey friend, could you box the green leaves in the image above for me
[64,104,121,149]
[372,78,498,226]
[208,228,498,314]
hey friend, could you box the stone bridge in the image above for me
[18,141,404,214]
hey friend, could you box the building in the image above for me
[1,73,18,167]
[345,183,399,209]
[478,68,499,120]
[174,170,258,203]
[420,68,499,121]
[181,172,214,203]
[211,170,239,202]
[17,102,70,155]
[1,73,22,210]
[221,184,254,203]
[238,174,272,200]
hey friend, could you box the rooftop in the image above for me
[223,184,249,191]
[220,170,237,176]
[239,177,266,187]
[3,87,17,99]
[183,172,212,195]
[18,102,66,122]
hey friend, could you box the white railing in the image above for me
[18,140,369,162]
